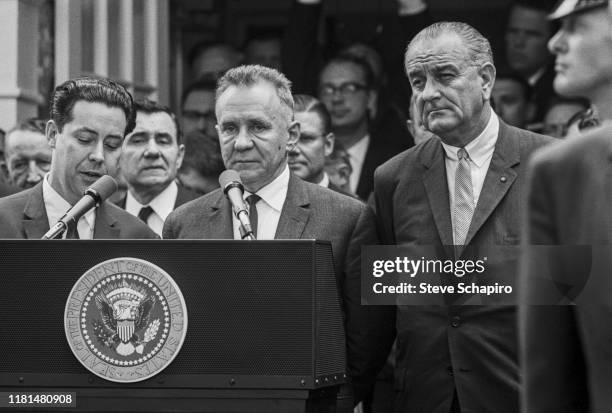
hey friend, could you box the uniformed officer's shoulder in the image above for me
[531,124,612,170]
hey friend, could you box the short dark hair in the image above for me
[181,79,217,108]
[50,77,136,135]
[133,99,182,144]
[180,130,224,178]
[495,68,533,100]
[293,94,332,135]
[507,0,560,37]
[321,53,376,89]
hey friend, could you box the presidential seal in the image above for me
[64,258,188,383]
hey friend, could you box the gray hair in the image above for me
[405,22,493,69]
[216,64,294,123]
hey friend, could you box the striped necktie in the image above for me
[453,147,475,245]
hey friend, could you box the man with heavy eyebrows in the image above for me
[372,22,552,413]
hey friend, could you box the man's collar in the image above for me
[528,67,546,87]
[245,165,290,212]
[43,173,95,229]
[125,181,178,221]
[318,172,330,188]
[441,111,499,167]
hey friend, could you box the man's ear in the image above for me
[287,120,300,146]
[176,143,186,171]
[479,63,496,101]
[46,120,58,149]
[368,89,379,119]
[324,132,334,157]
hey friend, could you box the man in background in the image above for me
[180,79,218,137]
[118,100,198,236]
[3,118,52,190]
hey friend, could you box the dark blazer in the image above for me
[0,179,17,198]
[0,182,158,239]
[373,120,553,413]
[520,127,612,413]
[531,64,558,124]
[115,183,200,210]
[164,173,394,403]
[356,134,409,201]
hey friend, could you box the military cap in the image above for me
[549,0,608,20]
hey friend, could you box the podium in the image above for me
[0,240,347,412]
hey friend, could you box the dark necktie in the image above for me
[246,194,261,237]
[66,222,80,239]
[138,206,154,224]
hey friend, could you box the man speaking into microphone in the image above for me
[0,77,156,239]
[163,65,393,407]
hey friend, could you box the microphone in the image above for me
[218,170,255,240]
[42,175,118,240]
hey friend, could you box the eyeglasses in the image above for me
[318,82,369,98]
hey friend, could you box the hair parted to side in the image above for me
[50,76,136,135]
[216,64,294,122]
[134,99,183,144]
[293,94,332,135]
[405,22,494,70]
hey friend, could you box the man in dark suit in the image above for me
[318,54,410,200]
[288,94,357,197]
[164,65,393,408]
[505,0,559,124]
[373,22,552,412]
[521,1,612,412]
[116,99,198,236]
[0,77,156,240]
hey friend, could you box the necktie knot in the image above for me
[457,147,470,161]
[246,194,261,208]
[138,206,154,223]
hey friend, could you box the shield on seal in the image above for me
[117,320,135,343]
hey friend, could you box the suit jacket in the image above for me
[0,182,158,239]
[532,64,558,124]
[356,134,410,201]
[520,126,612,413]
[164,173,394,403]
[115,183,200,210]
[374,120,553,413]
[0,179,17,198]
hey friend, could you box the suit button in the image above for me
[451,316,461,328]
[447,366,453,376]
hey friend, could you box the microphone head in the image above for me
[85,175,118,202]
[219,169,244,194]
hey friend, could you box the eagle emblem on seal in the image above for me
[92,280,161,356]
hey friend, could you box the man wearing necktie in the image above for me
[0,77,157,240]
[372,22,552,413]
[163,65,394,409]
[117,99,199,236]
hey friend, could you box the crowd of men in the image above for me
[0,0,611,412]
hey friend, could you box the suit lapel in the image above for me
[208,190,234,239]
[93,202,120,239]
[275,174,310,239]
[422,139,454,245]
[22,183,50,239]
[463,121,518,246]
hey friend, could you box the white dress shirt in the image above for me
[232,165,290,240]
[441,111,499,237]
[346,134,370,194]
[125,181,178,236]
[43,174,95,239]
[318,172,330,188]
